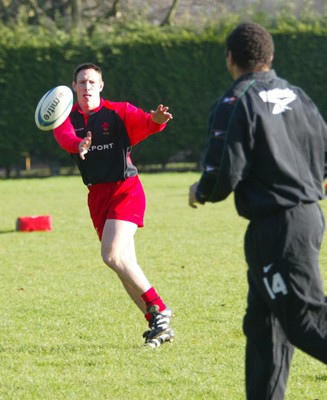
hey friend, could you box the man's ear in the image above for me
[99,81,104,92]
[72,81,77,92]
[227,50,236,66]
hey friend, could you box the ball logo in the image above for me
[43,92,65,120]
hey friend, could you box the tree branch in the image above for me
[160,0,179,26]
[86,0,121,37]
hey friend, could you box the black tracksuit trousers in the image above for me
[243,202,327,400]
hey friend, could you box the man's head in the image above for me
[225,23,274,78]
[72,63,104,114]
[73,63,103,83]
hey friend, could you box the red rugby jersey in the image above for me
[53,99,166,185]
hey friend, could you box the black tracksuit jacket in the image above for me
[196,69,327,219]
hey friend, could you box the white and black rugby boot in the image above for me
[143,305,174,348]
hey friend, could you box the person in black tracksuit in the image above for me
[189,22,327,399]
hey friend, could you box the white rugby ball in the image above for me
[35,85,73,131]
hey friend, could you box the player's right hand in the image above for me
[189,181,202,208]
[79,131,92,160]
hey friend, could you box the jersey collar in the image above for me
[74,98,105,115]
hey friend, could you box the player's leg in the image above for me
[101,219,151,302]
[102,224,149,313]
[246,203,327,364]
[119,278,147,313]
[101,218,174,346]
[268,203,327,362]
[243,272,294,400]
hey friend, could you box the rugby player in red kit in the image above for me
[54,63,174,347]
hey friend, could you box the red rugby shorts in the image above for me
[87,176,146,240]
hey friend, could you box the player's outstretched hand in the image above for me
[79,131,92,160]
[151,104,173,124]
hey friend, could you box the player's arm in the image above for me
[53,117,82,154]
[189,100,232,207]
[108,101,172,145]
[189,97,250,207]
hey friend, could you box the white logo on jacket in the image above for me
[259,88,297,114]
[88,143,114,152]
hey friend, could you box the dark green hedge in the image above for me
[0,25,326,173]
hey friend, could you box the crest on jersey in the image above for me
[259,88,297,115]
[102,122,110,134]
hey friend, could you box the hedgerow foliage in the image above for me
[0,18,326,174]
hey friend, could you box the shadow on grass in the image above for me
[0,229,16,234]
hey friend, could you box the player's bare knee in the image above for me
[101,249,123,271]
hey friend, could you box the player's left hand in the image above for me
[151,104,173,124]
[189,181,202,208]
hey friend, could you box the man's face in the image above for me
[73,68,104,113]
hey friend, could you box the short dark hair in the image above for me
[73,63,102,82]
[226,23,274,70]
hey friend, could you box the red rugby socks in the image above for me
[141,287,166,321]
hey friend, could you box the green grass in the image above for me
[0,173,326,399]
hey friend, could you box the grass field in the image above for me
[1,173,326,399]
